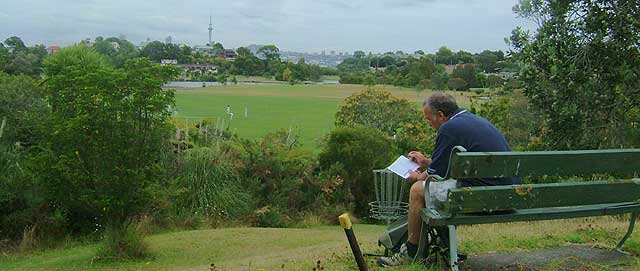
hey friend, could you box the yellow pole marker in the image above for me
[339,213,368,271]
[339,213,353,229]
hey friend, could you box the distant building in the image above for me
[178,64,218,74]
[46,45,61,54]
[498,71,516,80]
[161,59,178,65]
[217,49,237,60]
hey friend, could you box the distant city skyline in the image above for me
[1,0,536,54]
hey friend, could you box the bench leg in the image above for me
[616,212,638,254]
[414,220,428,263]
[448,225,459,271]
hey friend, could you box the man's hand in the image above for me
[406,170,427,184]
[408,151,431,168]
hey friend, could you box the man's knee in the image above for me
[410,181,425,201]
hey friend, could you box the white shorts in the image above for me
[425,179,457,208]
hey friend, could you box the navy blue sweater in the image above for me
[427,109,521,187]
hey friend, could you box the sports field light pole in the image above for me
[339,213,368,271]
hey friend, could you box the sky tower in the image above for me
[208,14,213,46]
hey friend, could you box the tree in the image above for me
[212,42,225,55]
[318,126,396,215]
[456,50,474,64]
[452,64,479,88]
[436,46,454,64]
[0,72,46,146]
[257,45,280,62]
[92,37,139,67]
[140,41,165,62]
[335,89,423,137]
[39,45,179,245]
[512,0,640,149]
[486,74,504,88]
[4,36,26,52]
[363,73,376,87]
[236,47,252,57]
[476,50,499,73]
[353,50,366,59]
[447,77,468,91]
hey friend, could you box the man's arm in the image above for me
[408,151,432,168]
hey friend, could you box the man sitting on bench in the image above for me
[377,92,521,267]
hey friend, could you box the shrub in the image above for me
[318,126,397,216]
[239,131,319,214]
[253,206,291,228]
[96,221,151,260]
[174,146,254,220]
[335,89,422,137]
[35,46,179,236]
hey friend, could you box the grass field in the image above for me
[2,216,639,270]
[174,84,473,148]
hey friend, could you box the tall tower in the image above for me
[208,14,213,46]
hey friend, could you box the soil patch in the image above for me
[461,244,635,270]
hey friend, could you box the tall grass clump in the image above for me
[175,146,254,224]
[97,221,151,261]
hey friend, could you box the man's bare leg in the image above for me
[408,180,426,245]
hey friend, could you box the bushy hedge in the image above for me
[318,126,397,216]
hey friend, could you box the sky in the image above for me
[1,0,536,54]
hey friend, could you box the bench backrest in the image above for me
[445,180,640,213]
[447,148,640,179]
[441,147,640,214]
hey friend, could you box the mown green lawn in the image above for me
[3,217,639,271]
[174,84,472,148]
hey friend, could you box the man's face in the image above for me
[423,106,447,129]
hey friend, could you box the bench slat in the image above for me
[445,180,640,213]
[423,202,640,226]
[448,149,640,179]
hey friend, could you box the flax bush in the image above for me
[175,146,254,221]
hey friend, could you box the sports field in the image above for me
[174,84,471,148]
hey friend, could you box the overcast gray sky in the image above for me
[1,0,535,53]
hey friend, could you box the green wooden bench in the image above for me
[416,146,640,271]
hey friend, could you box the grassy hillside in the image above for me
[174,84,472,147]
[3,216,639,271]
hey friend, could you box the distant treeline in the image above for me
[0,36,337,83]
[337,47,520,90]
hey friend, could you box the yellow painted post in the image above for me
[339,213,368,271]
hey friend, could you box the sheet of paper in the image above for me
[387,155,420,179]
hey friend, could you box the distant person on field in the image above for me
[226,104,231,114]
[377,92,521,267]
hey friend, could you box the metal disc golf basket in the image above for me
[369,169,409,224]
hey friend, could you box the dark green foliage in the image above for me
[447,77,468,91]
[0,72,50,241]
[452,64,478,88]
[0,36,48,77]
[512,0,640,149]
[239,131,319,212]
[91,37,140,68]
[471,91,541,150]
[35,45,178,235]
[318,126,397,216]
[0,72,47,146]
[335,89,420,136]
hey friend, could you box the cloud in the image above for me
[3,0,533,53]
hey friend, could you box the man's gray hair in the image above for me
[423,92,459,118]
